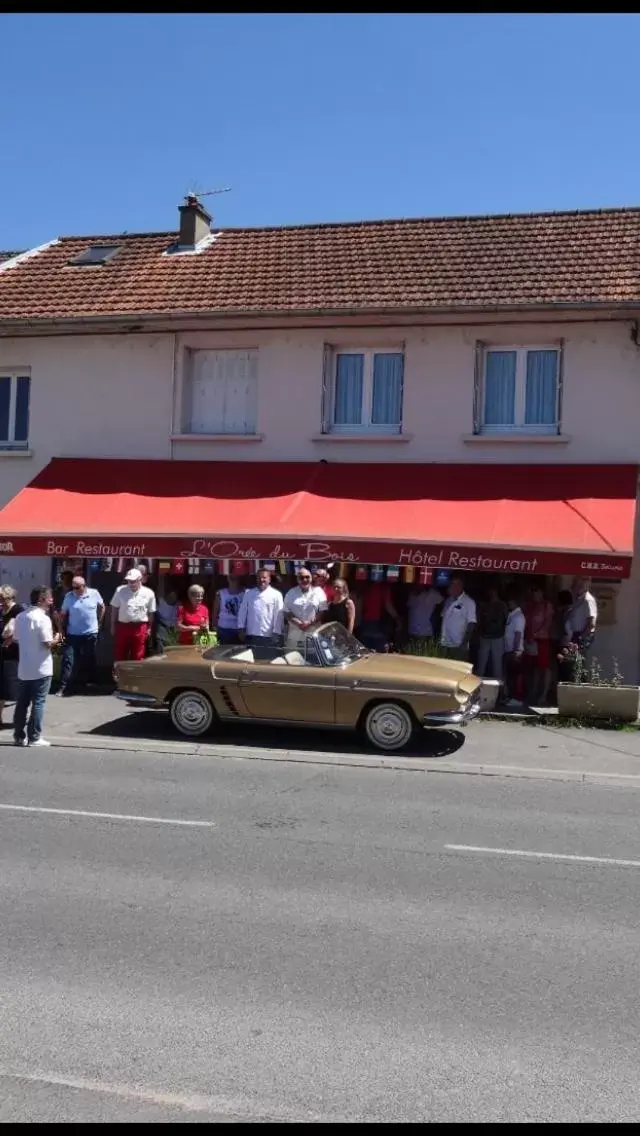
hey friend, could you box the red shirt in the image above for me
[361,583,392,623]
[176,602,210,645]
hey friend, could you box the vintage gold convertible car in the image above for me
[114,622,482,753]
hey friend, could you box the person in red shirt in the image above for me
[312,567,334,603]
[358,581,400,652]
[176,585,210,645]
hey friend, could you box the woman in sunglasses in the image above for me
[283,569,328,649]
[322,578,355,635]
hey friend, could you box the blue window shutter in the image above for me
[321,344,332,433]
[556,340,565,435]
[14,376,30,442]
[473,341,484,434]
[0,377,10,441]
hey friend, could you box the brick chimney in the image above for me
[178,193,212,247]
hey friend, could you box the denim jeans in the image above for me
[60,633,98,690]
[13,676,52,743]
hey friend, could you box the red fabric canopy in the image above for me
[0,458,636,577]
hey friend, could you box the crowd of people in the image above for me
[0,563,599,744]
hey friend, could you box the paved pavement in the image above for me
[1,689,638,787]
[1,745,640,1121]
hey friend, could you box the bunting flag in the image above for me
[101,557,114,572]
[278,560,288,576]
[202,559,216,575]
[335,562,349,579]
[386,565,400,582]
[262,560,277,572]
[419,567,433,586]
[370,564,384,582]
[231,559,248,576]
[355,565,368,581]
[89,559,101,573]
[403,566,415,584]
[115,557,127,573]
[435,569,451,588]
[158,560,172,576]
[217,559,230,576]
[171,559,186,575]
[293,560,306,573]
[252,559,261,575]
[187,557,200,574]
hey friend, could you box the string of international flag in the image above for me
[76,556,449,585]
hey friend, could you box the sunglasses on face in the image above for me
[298,575,312,582]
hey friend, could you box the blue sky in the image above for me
[3,13,639,247]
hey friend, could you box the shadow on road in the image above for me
[84,710,466,760]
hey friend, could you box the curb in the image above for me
[4,732,640,788]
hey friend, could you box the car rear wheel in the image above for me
[363,702,415,752]
[170,690,215,737]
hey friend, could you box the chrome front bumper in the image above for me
[114,690,164,708]
[423,698,482,727]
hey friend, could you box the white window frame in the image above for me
[184,348,258,436]
[477,345,561,435]
[326,347,404,435]
[0,370,30,450]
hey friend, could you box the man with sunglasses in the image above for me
[57,575,105,696]
[283,568,328,649]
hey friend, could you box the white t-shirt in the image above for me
[284,585,328,627]
[217,587,245,630]
[110,584,157,624]
[238,586,284,637]
[566,591,598,636]
[408,588,442,637]
[440,592,477,648]
[504,607,526,653]
[13,606,54,681]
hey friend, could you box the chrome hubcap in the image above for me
[369,706,411,748]
[176,695,210,732]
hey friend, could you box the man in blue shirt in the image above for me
[58,576,105,696]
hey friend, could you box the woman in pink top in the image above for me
[524,585,555,705]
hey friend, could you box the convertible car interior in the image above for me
[232,647,307,666]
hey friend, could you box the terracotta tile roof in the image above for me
[1,207,640,324]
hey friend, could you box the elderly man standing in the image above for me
[237,568,283,647]
[283,567,328,649]
[110,568,157,663]
[566,577,598,653]
[440,575,477,661]
[57,575,105,696]
[12,585,61,747]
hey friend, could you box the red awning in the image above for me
[0,458,636,577]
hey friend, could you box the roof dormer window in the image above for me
[68,244,121,266]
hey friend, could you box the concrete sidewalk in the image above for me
[1,690,639,787]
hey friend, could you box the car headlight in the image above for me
[455,690,471,707]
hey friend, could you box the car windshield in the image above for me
[311,623,370,667]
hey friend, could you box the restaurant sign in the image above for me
[0,535,631,578]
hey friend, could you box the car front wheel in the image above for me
[170,690,215,737]
[363,702,415,752]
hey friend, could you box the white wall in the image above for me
[0,333,174,507]
[169,321,640,464]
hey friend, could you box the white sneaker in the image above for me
[28,738,51,747]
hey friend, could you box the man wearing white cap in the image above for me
[110,568,157,662]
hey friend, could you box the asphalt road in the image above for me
[1,745,640,1122]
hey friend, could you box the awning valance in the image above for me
[0,458,636,578]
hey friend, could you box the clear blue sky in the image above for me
[3,13,639,248]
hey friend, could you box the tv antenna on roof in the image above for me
[185,183,231,200]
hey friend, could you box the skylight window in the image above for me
[68,244,121,266]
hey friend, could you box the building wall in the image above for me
[1,320,639,674]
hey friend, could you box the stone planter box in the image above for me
[479,678,501,712]
[557,683,640,722]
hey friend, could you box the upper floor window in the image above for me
[325,348,404,434]
[0,371,30,450]
[185,349,258,435]
[477,346,561,435]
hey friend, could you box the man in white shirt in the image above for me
[503,592,526,706]
[284,568,328,648]
[237,569,284,646]
[566,577,598,647]
[110,568,157,662]
[440,576,477,660]
[12,585,60,747]
[407,585,443,641]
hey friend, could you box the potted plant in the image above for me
[159,626,218,654]
[557,653,640,722]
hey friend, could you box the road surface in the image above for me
[1,743,640,1122]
